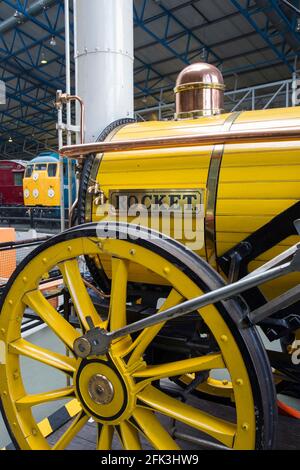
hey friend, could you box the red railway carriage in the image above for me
[0,160,25,206]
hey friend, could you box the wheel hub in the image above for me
[75,359,133,424]
[88,374,114,405]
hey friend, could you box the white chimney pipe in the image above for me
[74,0,134,142]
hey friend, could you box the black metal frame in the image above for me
[0,205,70,228]
[218,202,300,341]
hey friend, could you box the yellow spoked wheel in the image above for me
[0,223,277,450]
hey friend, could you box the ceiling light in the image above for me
[40,53,48,65]
[8,136,13,143]
[201,47,207,60]
[13,10,24,24]
[50,36,57,47]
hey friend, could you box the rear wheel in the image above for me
[0,223,277,450]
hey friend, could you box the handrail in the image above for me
[60,125,300,159]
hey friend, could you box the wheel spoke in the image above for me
[97,424,114,450]
[133,407,180,450]
[60,259,102,330]
[16,386,75,410]
[109,258,128,331]
[117,421,141,450]
[133,354,225,385]
[127,289,184,366]
[9,339,77,375]
[23,290,80,352]
[137,386,236,448]
[52,412,89,450]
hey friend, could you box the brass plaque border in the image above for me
[109,188,204,213]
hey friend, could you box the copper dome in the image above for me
[174,62,225,119]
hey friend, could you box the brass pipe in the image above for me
[59,125,300,159]
[56,93,85,145]
[55,93,85,226]
[70,95,85,145]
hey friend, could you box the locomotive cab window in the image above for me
[13,172,23,187]
[48,163,57,177]
[35,164,47,172]
[25,165,33,178]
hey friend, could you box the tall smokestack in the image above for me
[74,0,134,142]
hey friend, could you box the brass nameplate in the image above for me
[109,189,204,213]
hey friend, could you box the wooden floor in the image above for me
[48,391,300,451]
[47,414,300,451]
[277,414,300,450]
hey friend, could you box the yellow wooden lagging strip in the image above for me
[133,353,225,382]
[133,407,180,450]
[9,339,77,374]
[15,387,75,410]
[118,421,141,450]
[23,290,80,351]
[127,289,184,367]
[221,165,300,182]
[97,425,114,450]
[60,260,102,330]
[52,412,89,451]
[109,258,128,331]
[137,386,236,448]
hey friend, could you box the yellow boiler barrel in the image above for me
[83,106,300,299]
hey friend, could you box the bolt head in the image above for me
[74,337,92,358]
[13,371,19,380]
[88,374,114,405]
[221,335,228,343]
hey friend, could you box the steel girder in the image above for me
[1,0,300,157]
[134,0,298,100]
[230,0,300,72]
[0,0,68,155]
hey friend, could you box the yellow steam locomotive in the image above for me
[1,63,300,451]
